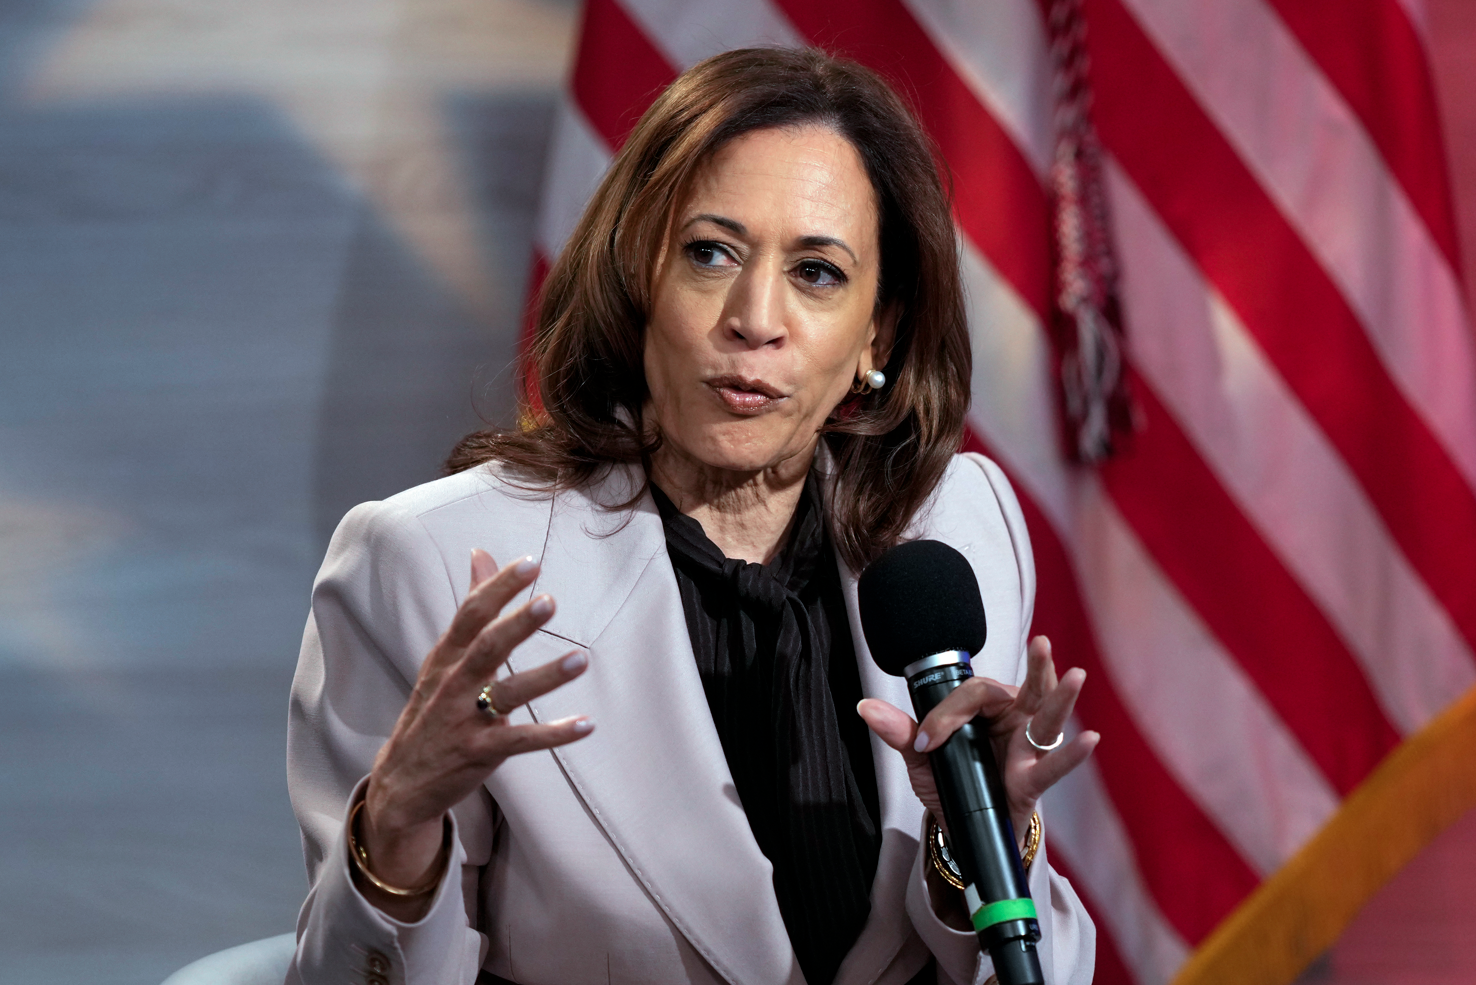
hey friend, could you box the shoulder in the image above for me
[913,452,1037,672]
[342,463,557,559]
[319,465,560,606]
[383,461,555,529]
[921,452,1031,549]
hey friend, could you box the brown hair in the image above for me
[447,46,970,571]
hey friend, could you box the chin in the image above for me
[678,422,805,475]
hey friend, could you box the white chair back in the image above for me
[160,933,296,985]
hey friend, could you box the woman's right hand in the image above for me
[357,549,593,919]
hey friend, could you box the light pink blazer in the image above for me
[285,453,1094,985]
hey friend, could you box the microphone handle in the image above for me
[909,662,1045,985]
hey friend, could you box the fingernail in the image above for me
[913,731,930,753]
[561,651,587,673]
[515,556,538,576]
[530,595,553,617]
[573,717,595,734]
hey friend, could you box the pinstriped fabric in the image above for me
[651,478,881,985]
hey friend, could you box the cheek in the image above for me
[644,287,710,401]
[802,349,853,410]
[805,312,873,402]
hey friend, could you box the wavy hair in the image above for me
[447,46,970,571]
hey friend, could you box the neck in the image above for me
[648,441,816,565]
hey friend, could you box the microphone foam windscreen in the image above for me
[858,539,987,676]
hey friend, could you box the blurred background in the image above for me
[1,1,575,981]
[1,1,1474,984]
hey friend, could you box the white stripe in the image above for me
[1076,486,1341,874]
[620,0,802,70]
[961,247,1341,875]
[1108,161,1476,734]
[1044,754,1190,985]
[959,245,1072,531]
[533,98,613,258]
[1121,0,1476,489]
[900,0,1054,176]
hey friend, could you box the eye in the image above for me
[794,259,846,287]
[685,241,738,268]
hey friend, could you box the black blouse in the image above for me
[651,475,883,985]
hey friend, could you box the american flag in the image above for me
[523,2,1476,983]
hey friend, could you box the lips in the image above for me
[705,374,786,414]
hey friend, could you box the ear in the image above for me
[860,301,901,375]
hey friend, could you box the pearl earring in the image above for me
[864,369,887,390]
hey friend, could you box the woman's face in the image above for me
[643,124,888,477]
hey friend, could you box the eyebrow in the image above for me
[684,213,747,236]
[797,234,858,264]
[681,214,859,264]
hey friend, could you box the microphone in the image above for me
[858,540,1044,985]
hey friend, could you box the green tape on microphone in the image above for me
[969,896,1038,933]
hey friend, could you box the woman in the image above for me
[287,47,1099,985]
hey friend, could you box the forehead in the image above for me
[680,125,878,249]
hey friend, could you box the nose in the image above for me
[722,264,786,349]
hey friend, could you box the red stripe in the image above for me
[569,0,678,151]
[1263,0,1462,271]
[771,0,1052,317]
[1102,372,1402,792]
[965,429,1261,942]
[1046,853,1137,985]
[1085,0,1476,657]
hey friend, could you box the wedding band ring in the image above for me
[1025,719,1064,752]
[476,682,503,717]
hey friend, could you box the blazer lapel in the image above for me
[509,464,803,985]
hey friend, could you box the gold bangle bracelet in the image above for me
[346,798,451,899]
[926,817,966,890]
[1020,810,1043,870]
[927,810,1043,890]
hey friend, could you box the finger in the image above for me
[1024,667,1085,751]
[478,716,595,758]
[914,675,1017,752]
[444,556,540,649]
[470,548,498,587]
[1014,636,1059,715]
[457,593,556,681]
[416,552,521,686]
[857,698,926,762]
[484,650,588,713]
[1019,730,1100,799]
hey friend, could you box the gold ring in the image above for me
[476,682,503,717]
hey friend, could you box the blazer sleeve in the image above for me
[285,500,488,985]
[904,454,1096,985]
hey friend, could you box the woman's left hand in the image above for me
[858,635,1100,848]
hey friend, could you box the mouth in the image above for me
[705,374,787,414]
